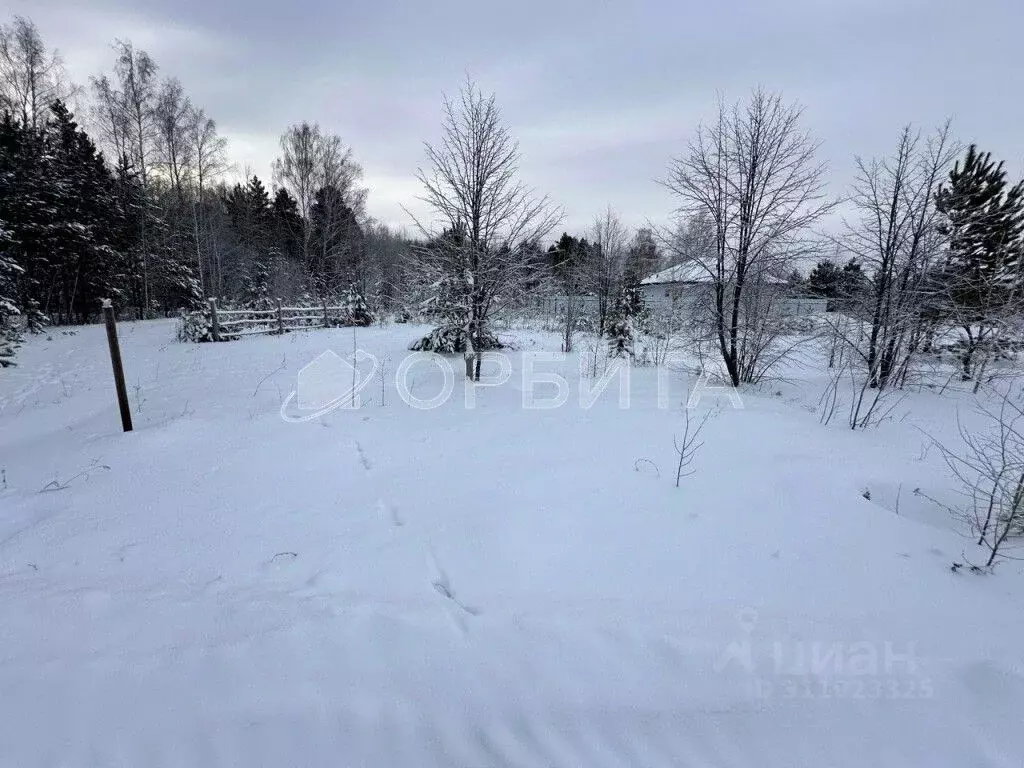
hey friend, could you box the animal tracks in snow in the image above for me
[377,498,403,528]
[354,438,483,629]
[353,440,371,471]
[428,547,481,626]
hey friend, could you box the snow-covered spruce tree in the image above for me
[44,100,129,323]
[0,110,46,333]
[175,305,214,342]
[624,279,650,333]
[339,282,373,327]
[0,224,22,367]
[409,250,502,353]
[225,175,275,309]
[606,284,637,359]
[0,327,17,367]
[408,77,560,379]
[240,268,272,310]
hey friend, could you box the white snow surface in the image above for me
[1,319,1023,767]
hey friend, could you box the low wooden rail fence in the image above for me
[207,298,351,342]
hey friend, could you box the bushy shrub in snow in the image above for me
[0,262,21,367]
[176,308,215,343]
[408,273,502,353]
[580,337,611,379]
[921,389,1024,568]
[409,326,502,354]
[0,324,19,367]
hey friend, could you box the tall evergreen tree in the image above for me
[309,184,364,297]
[225,175,274,305]
[839,258,869,301]
[0,109,48,330]
[0,222,21,366]
[44,100,125,322]
[935,144,1024,378]
[271,187,303,264]
[806,259,842,297]
[606,282,640,359]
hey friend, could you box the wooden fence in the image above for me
[208,298,352,342]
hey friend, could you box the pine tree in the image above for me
[806,259,842,297]
[548,233,580,282]
[935,145,1024,379]
[838,259,869,302]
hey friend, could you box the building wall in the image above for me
[533,286,826,320]
[640,283,826,317]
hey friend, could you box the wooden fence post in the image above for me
[322,299,329,329]
[276,298,285,335]
[209,297,220,341]
[102,299,133,433]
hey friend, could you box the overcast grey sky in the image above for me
[8,0,1023,237]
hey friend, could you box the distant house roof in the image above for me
[641,262,788,286]
[641,263,710,285]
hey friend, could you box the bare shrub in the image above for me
[922,387,1024,568]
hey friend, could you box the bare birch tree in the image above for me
[0,16,74,131]
[153,77,194,201]
[89,73,130,162]
[98,40,159,313]
[662,88,835,386]
[188,109,228,295]
[590,206,630,336]
[273,122,366,295]
[410,77,561,380]
[547,233,592,353]
[828,124,958,428]
[274,122,320,270]
[113,41,158,190]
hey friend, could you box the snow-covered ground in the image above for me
[1,318,1023,767]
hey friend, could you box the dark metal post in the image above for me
[102,300,133,433]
